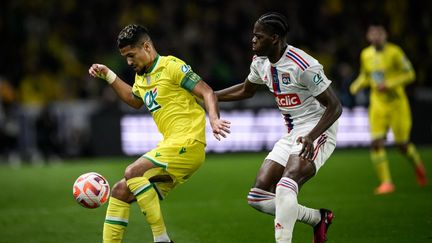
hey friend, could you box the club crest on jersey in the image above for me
[275,93,301,107]
[281,73,291,84]
[144,88,161,112]
[181,64,191,73]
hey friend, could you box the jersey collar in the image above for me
[271,44,290,67]
[145,54,160,74]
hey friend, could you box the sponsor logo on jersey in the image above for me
[179,147,187,154]
[275,93,301,107]
[181,64,191,73]
[144,88,161,112]
[281,73,291,84]
[313,73,323,85]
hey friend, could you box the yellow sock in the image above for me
[371,149,392,183]
[127,177,169,241]
[103,197,130,243]
[406,143,423,167]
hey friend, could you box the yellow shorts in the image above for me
[142,139,205,199]
[369,100,412,143]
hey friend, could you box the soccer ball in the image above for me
[73,172,110,209]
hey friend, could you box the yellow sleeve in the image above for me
[167,57,202,91]
[385,47,415,89]
[350,52,370,95]
[131,74,143,99]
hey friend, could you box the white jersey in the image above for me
[248,45,331,132]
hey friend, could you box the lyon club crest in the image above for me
[281,73,291,85]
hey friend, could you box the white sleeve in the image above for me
[247,60,264,84]
[299,64,331,97]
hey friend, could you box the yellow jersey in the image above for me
[132,55,206,145]
[350,43,415,105]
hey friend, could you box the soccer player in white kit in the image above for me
[216,12,342,243]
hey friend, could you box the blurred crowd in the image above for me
[1,0,431,163]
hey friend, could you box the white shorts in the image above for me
[265,120,338,173]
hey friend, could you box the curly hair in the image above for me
[117,24,151,48]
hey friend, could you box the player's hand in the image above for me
[377,83,387,92]
[210,118,231,141]
[89,64,117,84]
[297,135,314,160]
[89,64,109,78]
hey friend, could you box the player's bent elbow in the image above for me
[131,103,143,110]
[335,104,343,119]
[334,101,343,117]
[329,100,343,120]
[127,99,143,109]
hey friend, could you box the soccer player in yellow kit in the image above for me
[89,24,230,243]
[350,21,427,195]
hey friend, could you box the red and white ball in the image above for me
[73,172,110,209]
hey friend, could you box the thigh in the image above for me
[390,102,412,143]
[282,154,316,188]
[312,121,338,173]
[143,139,206,197]
[369,105,390,140]
[125,156,159,179]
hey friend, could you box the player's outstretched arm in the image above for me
[215,79,260,101]
[192,80,231,141]
[89,64,143,109]
[349,73,369,95]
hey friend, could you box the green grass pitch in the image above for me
[0,147,431,243]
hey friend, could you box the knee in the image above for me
[124,164,142,180]
[254,175,274,191]
[396,143,408,154]
[371,139,385,151]
[111,180,130,201]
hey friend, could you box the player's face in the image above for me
[119,42,151,74]
[367,26,387,48]
[252,22,273,56]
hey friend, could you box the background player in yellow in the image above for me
[89,24,230,243]
[350,19,427,195]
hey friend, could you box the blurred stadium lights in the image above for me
[121,107,394,155]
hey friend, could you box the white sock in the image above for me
[298,204,321,226]
[275,177,299,243]
[154,232,170,242]
[248,187,320,226]
[247,188,275,215]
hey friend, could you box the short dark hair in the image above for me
[117,24,151,49]
[257,12,289,39]
[368,15,389,30]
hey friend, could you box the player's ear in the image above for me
[141,41,151,52]
[271,34,279,45]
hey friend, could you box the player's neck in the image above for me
[373,42,386,51]
[144,52,159,73]
[269,43,287,64]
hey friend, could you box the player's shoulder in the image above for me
[251,55,267,65]
[360,46,376,59]
[286,45,319,71]
[362,45,375,54]
[163,55,186,65]
[385,43,404,54]
[162,55,193,73]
